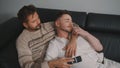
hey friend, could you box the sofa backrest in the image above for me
[86,13,120,33]
[0,18,23,50]
[37,8,87,28]
[0,17,23,68]
[86,13,120,62]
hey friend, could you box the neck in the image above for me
[56,29,70,39]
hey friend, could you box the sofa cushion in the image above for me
[88,31,120,63]
[0,17,23,68]
[86,13,120,63]
[0,17,23,50]
[0,39,20,68]
[86,13,120,33]
[37,8,87,28]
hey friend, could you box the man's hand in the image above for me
[73,27,88,38]
[63,27,88,57]
[48,57,73,68]
[63,39,77,57]
[63,27,79,57]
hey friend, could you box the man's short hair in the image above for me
[55,10,72,21]
[17,5,37,23]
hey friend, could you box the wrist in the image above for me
[70,37,77,42]
[71,35,78,40]
[69,37,77,45]
[48,61,55,68]
[81,31,89,38]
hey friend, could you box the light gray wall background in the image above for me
[0,0,120,24]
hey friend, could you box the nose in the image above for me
[37,19,41,25]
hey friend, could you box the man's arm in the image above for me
[83,31,103,52]
[73,27,103,52]
[63,31,78,57]
[16,37,48,68]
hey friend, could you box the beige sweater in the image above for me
[16,22,55,68]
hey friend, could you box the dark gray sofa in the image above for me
[0,8,120,68]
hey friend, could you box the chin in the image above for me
[36,26,41,29]
[35,28,40,30]
[67,30,72,33]
[68,29,72,32]
[31,27,40,31]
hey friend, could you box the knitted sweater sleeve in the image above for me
[16,34,49,68]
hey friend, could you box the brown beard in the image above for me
[34,25,41,30]
[27,25,41,31]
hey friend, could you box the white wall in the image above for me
[0,0,120,23]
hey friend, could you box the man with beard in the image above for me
[16,5,75,68]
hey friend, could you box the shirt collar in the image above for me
[55,36,69,44]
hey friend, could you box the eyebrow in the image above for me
[64,18,72,21]
[65,18,70,20]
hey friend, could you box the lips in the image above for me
[35,24,41,29]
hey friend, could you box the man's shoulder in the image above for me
[49,37,62,44]
[42,21,55,32]
[17,29,30,41]
[49,37,60,45]
[48,37,60,49]
[43,21,54,28]
[49,37,57,43]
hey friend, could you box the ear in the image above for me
[55,20,60,27]
[23,22,28,28]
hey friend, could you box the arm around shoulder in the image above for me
[82,30,103,52]
[76,27,103,52]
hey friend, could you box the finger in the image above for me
[56,58,73,68]
[63,46,66,50]
[59,64,71,68]
[68,49,72,57]
[74,48,76,56]
[64,62,72,67]
[64,58,74,62]
[73,29,79,35]
[57,64,69,68]
[72,48,75,56]
[65,49,69,57]
[72,30,77,35]
[64,57,73,61]
[67,49,73,57]
[72,30,75,34]
[75,28,80,32]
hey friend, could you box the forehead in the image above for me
[27,12,38,21]
[28,12,38,18]
[60,14,72,19]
